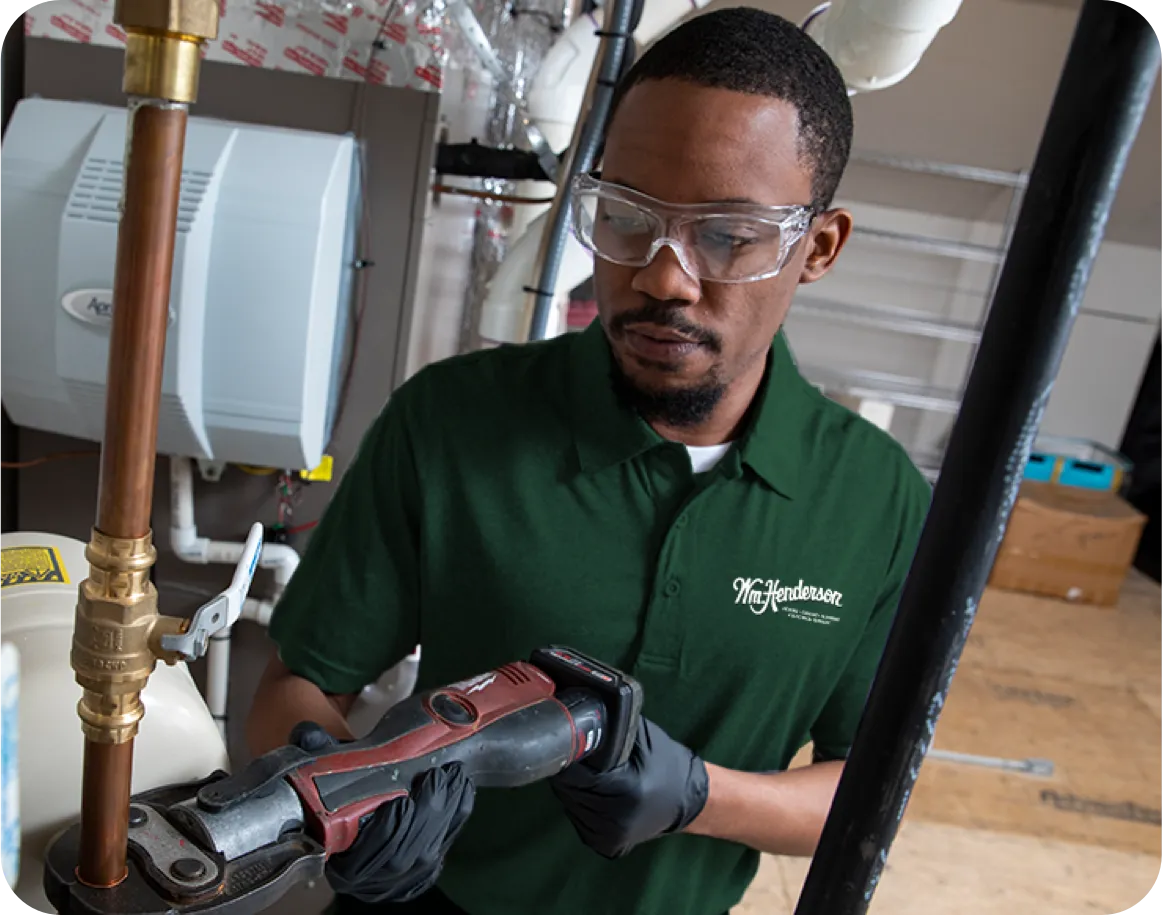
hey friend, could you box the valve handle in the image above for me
[159,523,265,661]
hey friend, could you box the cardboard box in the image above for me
[989,481,1148,607]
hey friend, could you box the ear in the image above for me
[799,208,854,284]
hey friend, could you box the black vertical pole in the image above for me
[794,3,1160,913]
[1,13,25,535]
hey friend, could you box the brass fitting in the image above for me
[70,530,187,744]
[115,0,219,103]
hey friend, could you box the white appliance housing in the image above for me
[1,98,360,470]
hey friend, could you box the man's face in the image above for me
[593,79,851,423]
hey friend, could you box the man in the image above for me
[246,8,932,915]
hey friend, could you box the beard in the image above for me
[606,300,726,428]
[610,359,726,428]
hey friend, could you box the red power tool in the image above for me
[43,646,643,915]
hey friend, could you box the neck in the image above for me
[649,356,768,447]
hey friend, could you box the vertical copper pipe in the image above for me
[95,102,188,540]
[77,742,135,887]
[77,100,188,889]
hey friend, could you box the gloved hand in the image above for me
[549,716,709,859]
[288,721,476,903]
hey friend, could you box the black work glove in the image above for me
[288,722,476,903]
[549,716,709,859]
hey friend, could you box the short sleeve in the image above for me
[266,389,422,696]
[809,465,932,762]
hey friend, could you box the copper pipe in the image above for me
[77,100,188,889]
[66,0,218,893]
[94,102,188,540]
[77,742,135,887]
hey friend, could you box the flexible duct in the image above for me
[525,0,639,342]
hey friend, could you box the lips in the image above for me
[622,324,704,363]
[626,323,700,345]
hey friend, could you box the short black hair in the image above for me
[608,7,854,212]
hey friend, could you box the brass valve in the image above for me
[115,0,220,103]
[70,531,187,745]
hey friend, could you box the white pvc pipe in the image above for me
[479,209,596,345]
[206,635,230,738]
[804,0,964,94]
[168,456,299,734]
[634,0,715,47]
[526,13,604,155]
[169,456,300,587]
[241,598,275,628]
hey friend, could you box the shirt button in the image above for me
[664,579,681,597]
[675,514,689,529]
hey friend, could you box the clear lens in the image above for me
[572,183,807,283]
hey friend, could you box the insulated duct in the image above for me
[448,0,572,353]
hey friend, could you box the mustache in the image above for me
[609,301,722,353]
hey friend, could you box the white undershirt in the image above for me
[685,442,733,474]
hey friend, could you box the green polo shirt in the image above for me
[268,319,931,915]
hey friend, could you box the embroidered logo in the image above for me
[734,577,843,626]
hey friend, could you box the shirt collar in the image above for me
[568,319,811,499]
[735,330,809,500]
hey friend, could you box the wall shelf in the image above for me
[792,150,1030,480]
[801,365,964,414]
[792,296,984,344]
[851,226,1008,264]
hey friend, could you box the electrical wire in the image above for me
[433,183,555,205]
[1,449,99,470]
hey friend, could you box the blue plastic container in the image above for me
[1024,437,1132,494]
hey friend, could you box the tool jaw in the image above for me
[43,773,326,915]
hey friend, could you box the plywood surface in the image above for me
[739,570,1162,914]
[737,819,1160,915]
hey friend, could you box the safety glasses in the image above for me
[569,173,816,284]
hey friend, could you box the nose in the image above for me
[630,242,702,305]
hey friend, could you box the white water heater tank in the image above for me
[0,532,230,914]
[0,97,360,471]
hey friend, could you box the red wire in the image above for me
[286,520,319,535]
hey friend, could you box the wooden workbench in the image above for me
[738,570,1162,915]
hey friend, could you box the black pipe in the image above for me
[526,0,639,340]
[436,141,554,182]
[1,13,25,535]
[793,3,1159,913]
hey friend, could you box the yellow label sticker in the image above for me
[300,454,334,483]
[1,546,70,589]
